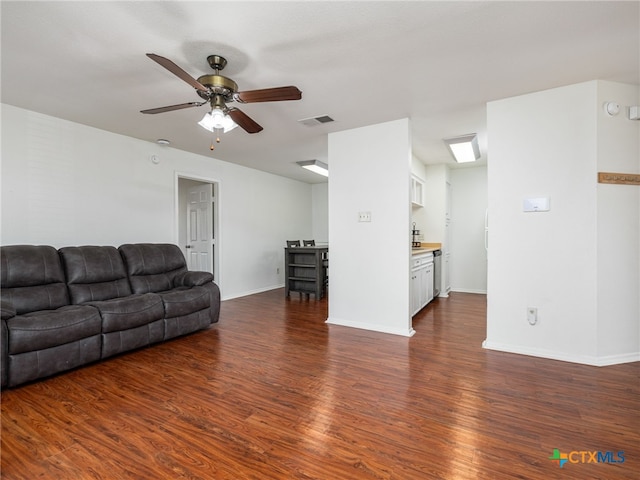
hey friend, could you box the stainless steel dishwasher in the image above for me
[433,249,442,297]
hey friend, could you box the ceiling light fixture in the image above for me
[198,108,238,133]
[297,159,328,177]
[197,96,238,150]
[443,133,481,163]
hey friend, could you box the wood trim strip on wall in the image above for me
[597,172,640,186]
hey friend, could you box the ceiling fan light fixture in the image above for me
[443,134,480,163]
[198,108,238,133]
[297,159,328,177]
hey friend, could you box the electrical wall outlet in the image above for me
[358,211,372,222]
[527,307,538,325]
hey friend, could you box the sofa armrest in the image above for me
[173,271,214,288]
[1,300,16,321]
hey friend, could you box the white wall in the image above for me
[1,104,312,301]
[596,81,640,360]
[327,118,414,336]
[311,182,328,244]
[450,166,488,294]
[486,80,639,366]
[422,164,448,244]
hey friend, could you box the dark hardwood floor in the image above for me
[2,290,639,479]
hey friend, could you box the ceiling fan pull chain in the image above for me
[209,128,222,151]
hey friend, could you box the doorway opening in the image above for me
[176,174,220,286]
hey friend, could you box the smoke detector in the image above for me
[604,102,620,116]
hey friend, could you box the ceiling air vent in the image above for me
[298,115,335,126]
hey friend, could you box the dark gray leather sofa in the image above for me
[1,243,220,388]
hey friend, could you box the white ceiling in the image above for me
[2,1,638,183]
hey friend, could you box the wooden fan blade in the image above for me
[227,108,263,133]
[140,101,206,114]
[234,86,302,103]
[146,53,208,92]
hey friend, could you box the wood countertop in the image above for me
[411,243,442,255]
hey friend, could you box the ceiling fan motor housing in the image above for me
[196,74,238,101]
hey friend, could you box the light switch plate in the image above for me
[523,197,550,212]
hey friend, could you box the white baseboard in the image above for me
[595,352,640,366]
[451,287,487,295]
[482,340,640,367]
[221,283,284,301]
[326,317,416,337]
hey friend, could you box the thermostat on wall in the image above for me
[523,197,550,212]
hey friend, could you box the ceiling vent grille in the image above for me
[298,115,335,126]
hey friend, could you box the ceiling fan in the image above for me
[141,53,302,135]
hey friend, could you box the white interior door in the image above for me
[186,183,213,273]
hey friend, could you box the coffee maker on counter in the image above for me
[411,222,421,248]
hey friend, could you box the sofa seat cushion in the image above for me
[7,305,102,355]
[87,293,164,333]
[159,286,210,318]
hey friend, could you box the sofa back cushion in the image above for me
[59,246,133,304]
[0,245,69,314]
[119,244,188,294]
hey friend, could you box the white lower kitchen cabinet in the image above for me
[411,252,434,315]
